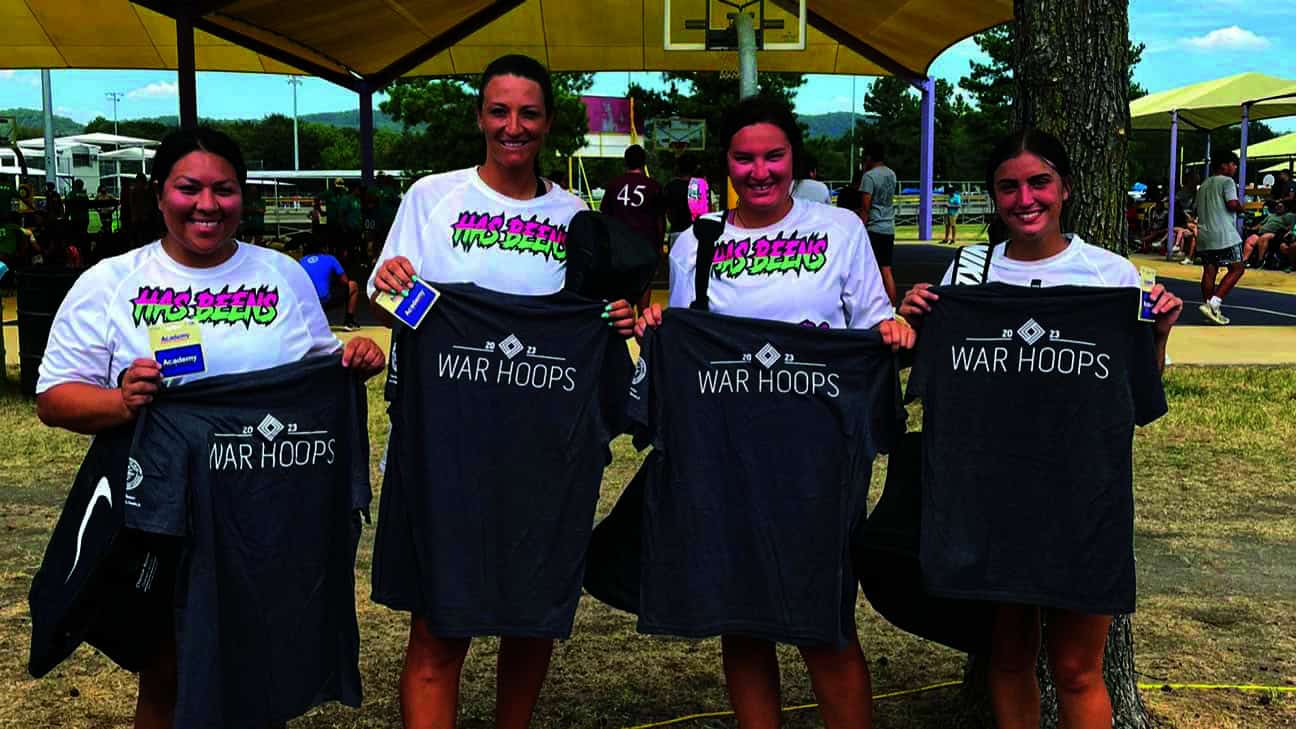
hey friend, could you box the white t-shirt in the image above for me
[939,235,1140,288]
[668,198,893,329]
[368,167,586,297]
[36,241,340,393]
[792,178,832,205]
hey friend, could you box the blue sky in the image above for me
[1,1,1292,130]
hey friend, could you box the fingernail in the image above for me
[401,288,409,298]
[604,303,612,312]
[601,312,610,319]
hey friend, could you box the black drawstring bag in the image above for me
[564,210,660,305]
[854,429,995,654]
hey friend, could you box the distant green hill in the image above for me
[298,109,404,131]
[0,108,84,137]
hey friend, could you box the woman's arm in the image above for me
[37,359,161,435]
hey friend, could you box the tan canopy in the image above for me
[3,0,1011,86]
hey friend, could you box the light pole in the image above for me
[105,91,123,135]
[287,77,302,170]
[105,91,125,194]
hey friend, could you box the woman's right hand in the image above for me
[120,358,163,417]
[634,303,664,343]
[373,256,417,296]
[898,283,940,328]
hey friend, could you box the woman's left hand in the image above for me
[1148,283,1182,337]
[879,317,916,352]
[342,336,387,379]
[604,299,636,338]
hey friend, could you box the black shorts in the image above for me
[869,231,895,267]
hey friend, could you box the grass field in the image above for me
[0,365,1293,728]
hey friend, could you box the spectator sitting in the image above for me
[299,237,360,332]
[1243,200,1294,268]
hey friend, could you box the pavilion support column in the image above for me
[359,83,375,185]
[41,69,55,185]
[918,77,935,241]
[1203,133,1211,180]
[177,12,198,129]
[735,11,758,99]
[1165,110,1178,260]
[1238,102,1250,234]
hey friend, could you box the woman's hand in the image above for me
[879,318,917,352]
[342,336,387,379]
[119,358,162,418]
[1148,283,1182,338]
[372,256,416,296]
[898,283,939,328]
[634,303,664,343]
[604,299,636,338]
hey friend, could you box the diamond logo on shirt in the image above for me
[1017,319,1046,346]
[498,334,525,360]
[257,414,286,442]
[756,343,782,369]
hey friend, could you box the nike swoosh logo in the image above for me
[66,477,112,583]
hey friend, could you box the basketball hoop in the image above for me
[669,140,690,156]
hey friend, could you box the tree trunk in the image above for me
[951,2,1155,728]
[1013,0,1133,255]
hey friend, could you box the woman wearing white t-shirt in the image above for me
[637,96,913,729]
[900,129,1182,729]
[368,54,636,729]
[35,128,385,728]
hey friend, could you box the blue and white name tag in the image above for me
[376,278,440,329]
[149,322,206,378]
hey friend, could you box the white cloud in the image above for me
[1182,26,1271,51]
[127,81,178,99]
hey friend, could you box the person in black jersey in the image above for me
[637,97,913,729]
[899,129,1182,729]
[369,55,636,729]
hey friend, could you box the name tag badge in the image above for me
[376,277,439,329]
[149,321,206,378]
[1138,266,1157,322]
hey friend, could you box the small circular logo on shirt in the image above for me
[632,358,648,385]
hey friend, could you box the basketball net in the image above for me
[717,50,741,81]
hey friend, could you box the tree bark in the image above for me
[1012,0,1133,255]
[952,2,1154,728]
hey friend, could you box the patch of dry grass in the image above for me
[0,366,1292,727]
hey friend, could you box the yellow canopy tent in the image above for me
[1,0,1011,238]
[1129,72,1296,258]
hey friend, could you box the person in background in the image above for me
[837,169,863,222]
[1243,199,1293,269]
[600,143,665,312]
[241,183,266,245]
[859,142,899,305]
[664,155,698,249]
[791,153,833,205]
[687,159,710,221]
[1269,169,1292,206]
[942,187,962,244]
[1193,151,1245,325]
[300,237,361,331]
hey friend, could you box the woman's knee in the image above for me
[406,619,471,674]
[1047,651,1105,695]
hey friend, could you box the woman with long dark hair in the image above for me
[369,54,636,728]
[899,128,1182,729]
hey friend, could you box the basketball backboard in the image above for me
[647,117,707,153]
[663,0,806,52]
